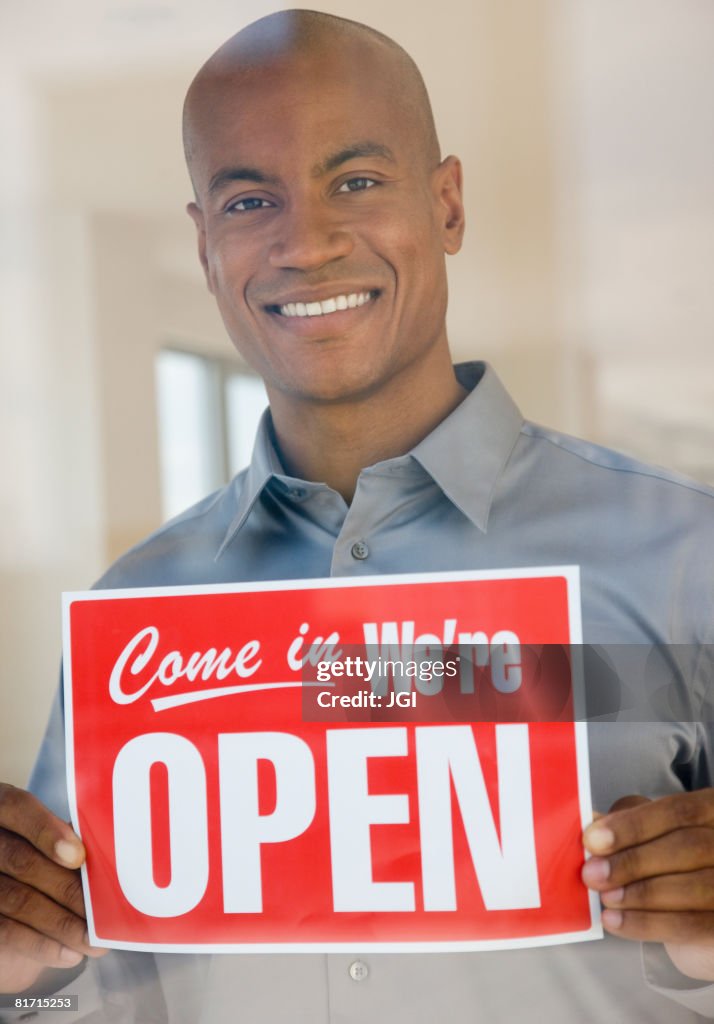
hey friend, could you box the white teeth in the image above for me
[277,291,373,317]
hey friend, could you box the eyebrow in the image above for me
[207,167,282,196]
[207,141,396,197]
[314,141,396,176]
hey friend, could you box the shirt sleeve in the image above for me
[27,673,70,821]
[643,945,714,1018]
[23,681,168,1022]
[0,961,104,1024]
[0,954,168,1024]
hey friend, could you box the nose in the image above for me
[268,202,353,271]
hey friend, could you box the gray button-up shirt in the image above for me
[27,362,714,1021]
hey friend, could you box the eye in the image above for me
[226,196,273,213]
[337,177,378,193]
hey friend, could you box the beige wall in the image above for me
[1,0,713,785]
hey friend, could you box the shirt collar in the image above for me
[215,409,281,560]
[216,361,523,558]
[411,361,524,532]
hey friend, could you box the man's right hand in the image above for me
[0,784,107,993]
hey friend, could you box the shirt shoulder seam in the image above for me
[101,479,245,571]
[521,423,714,500]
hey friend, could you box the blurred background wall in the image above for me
[1,0,713,786]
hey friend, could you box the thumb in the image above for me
[609,794,651,814]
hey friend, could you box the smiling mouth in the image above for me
[266,290,379,318]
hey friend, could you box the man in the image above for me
[2,10,714,1021]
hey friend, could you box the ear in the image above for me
[432,155,465,255]
[186,201,214,294]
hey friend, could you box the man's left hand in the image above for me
[582,790,714,981]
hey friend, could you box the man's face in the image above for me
[187,48,464,406]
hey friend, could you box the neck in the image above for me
[267,353,468,502]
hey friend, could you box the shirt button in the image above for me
[350,540,370,560]
[349,960,369,982]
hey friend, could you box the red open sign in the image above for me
[63,568,600,952]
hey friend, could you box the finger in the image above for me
[0,948,52,994]
[583,789,714,856]
[601,868,714,912]
[601,908,714,946]
[0,876,100,958]
[0,786,84,868]
[582,827,714,889]
[583,800,644,836]
[586,797,650,821]
[0,830,85,916]
[0,915,85,970]
[582,796,648,851]
[609,795,651,814]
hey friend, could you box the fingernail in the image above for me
[602,887,625,904]
[583,824,615,854]
[59,947,83,965]
[55,838,82,867]
[582,857,610,884]
[602,909,623,930]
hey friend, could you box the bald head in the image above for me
[180,9,465,413]
[182,10,440,189]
